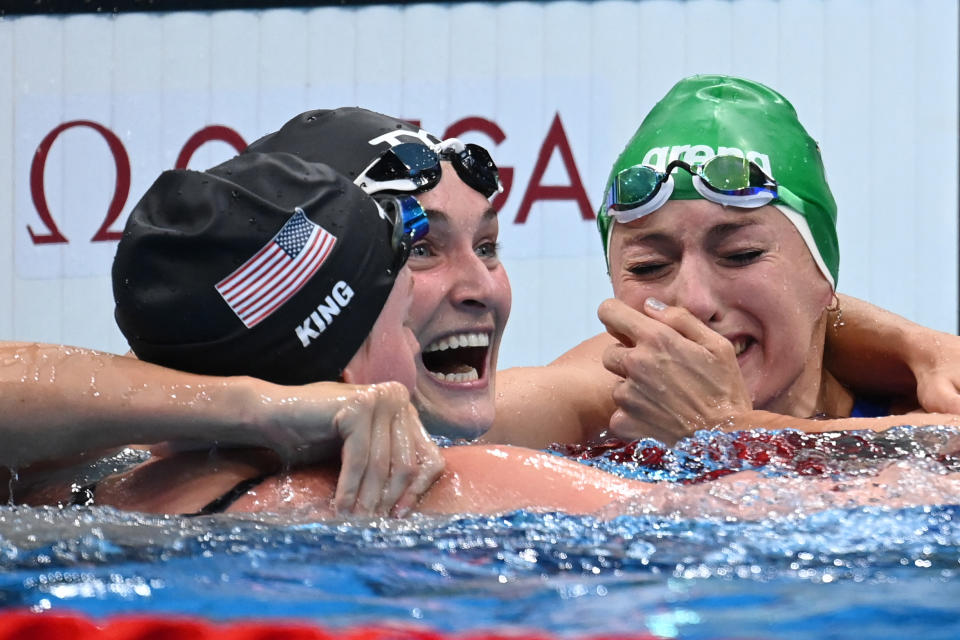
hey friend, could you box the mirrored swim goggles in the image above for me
[375,194,430,274]
[355,138,503,199]
[605,155,778,223]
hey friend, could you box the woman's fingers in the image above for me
[378,408,417,516]
[598,298,646,347]
[351,389,393,515]
[916,374,960,415]
[598,296,752,443]
[332,392,374,515]
[332,382,442,518]
[639,297,734,357]
[392,406,445,518]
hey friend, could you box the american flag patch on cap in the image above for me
[216,207,337,328]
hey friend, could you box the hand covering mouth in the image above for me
[421,332,491,383]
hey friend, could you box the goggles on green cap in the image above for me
[606,155,778,222]
[597,75,839,289]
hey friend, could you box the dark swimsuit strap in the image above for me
[69,473,272,516]
[185,473,273,517]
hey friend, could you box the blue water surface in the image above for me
[0,427,959,639]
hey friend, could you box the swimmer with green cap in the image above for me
[487,74,960,448]
[597,74,838,288]
[599,74,848,427]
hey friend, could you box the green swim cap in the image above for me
[598,75,839,288]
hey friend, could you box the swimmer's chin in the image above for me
[414,393,494,442]
[412,370,496,440]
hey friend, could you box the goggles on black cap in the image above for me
[375,194,430,275]
[355,138,503,199]
[605,155,778,223]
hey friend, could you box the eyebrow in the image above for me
[705,219,761,242]
[620,219,762,248]
[424,209,450,226]
[424,206,499,225]
[620,231,672,248]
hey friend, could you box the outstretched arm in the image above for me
[825,295,960,413]
[486,335,622,448]
[0,342,443,515]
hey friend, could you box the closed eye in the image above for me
[627,262,669,278]
[723,250,764,266]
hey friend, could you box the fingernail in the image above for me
[645,297,667,311]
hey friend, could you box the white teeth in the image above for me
[424,333,490,352]
[733,338,749,356]
[430,368,480,383]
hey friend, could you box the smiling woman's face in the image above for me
[405,163,512,440]
[608,199,833,414]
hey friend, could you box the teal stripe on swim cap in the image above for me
[598,75,839,288]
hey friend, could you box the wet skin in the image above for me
[407,163,512,440]
[51,271,428,516]
[342,269,419,390]
[607,199,834,415]
[23,168,513,514]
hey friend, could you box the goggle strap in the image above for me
[355,176,426,196]
[436,137,466,154]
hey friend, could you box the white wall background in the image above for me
[0,0,957,370]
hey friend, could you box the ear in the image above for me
[341,339,371,384]
[821,282,837,310]
[341,365,357,384]
[824,292,840,313]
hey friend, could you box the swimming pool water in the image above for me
[1,427,959,639]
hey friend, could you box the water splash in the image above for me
[1,425,959,638]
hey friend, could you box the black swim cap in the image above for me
[113,152,398,385]
[245,107,442,181]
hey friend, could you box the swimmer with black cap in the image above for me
[19,152,443,517]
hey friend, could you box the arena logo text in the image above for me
[640,145,773,177]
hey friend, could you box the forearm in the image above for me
[824,295,928,395]
[0,342,331,468]
[487,335,620,448]
[486,367,600,447]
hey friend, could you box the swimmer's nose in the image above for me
[451,253,499,311]
[669,257,723,324]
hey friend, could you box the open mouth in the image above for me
[421,332,490,383]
